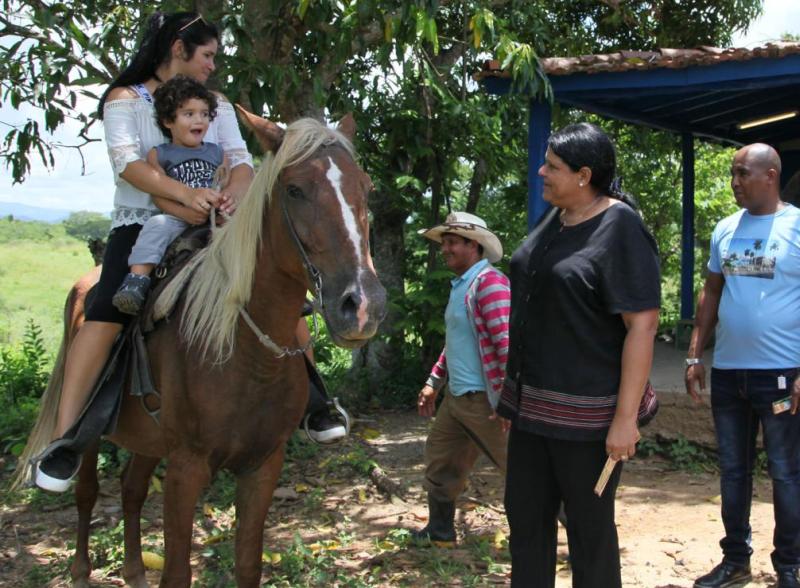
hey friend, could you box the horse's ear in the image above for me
[337,113,356,141]
[235,104,284,153]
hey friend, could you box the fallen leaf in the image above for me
[361,428,381,440]
[295,483,310,493]
[273,487,299,500]
[358,488,368,503]
[707,495,722,504]
[262,550,282,566]
[142,551,164,570]
[150,476,162,493]
[203,503,215,518]
[494,529,507,549]
[203,533,228,545]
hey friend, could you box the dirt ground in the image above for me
[0,408,781,587]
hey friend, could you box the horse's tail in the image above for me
[9,294,73,491]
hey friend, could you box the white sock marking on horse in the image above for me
[326,158,369,330]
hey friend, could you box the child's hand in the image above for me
[186,187,221,213]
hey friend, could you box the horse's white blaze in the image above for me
[326,158,370,330]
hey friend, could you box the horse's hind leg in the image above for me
[71,441,100,588]
[121,453,160,588]
[234,447,286,587]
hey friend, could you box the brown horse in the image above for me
[15,110,386,587]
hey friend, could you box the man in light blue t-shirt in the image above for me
[686,143,800,588]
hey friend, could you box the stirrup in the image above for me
[303,397,351,445]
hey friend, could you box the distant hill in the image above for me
[0,201,86,223]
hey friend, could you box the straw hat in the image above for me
[418,212,503,263]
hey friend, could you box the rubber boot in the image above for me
[411,494,456,543]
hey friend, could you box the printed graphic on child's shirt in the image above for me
[721,237,779,279]
[168,159,216,189]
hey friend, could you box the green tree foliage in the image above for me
[1,0,763,405]
[62,210,111,243]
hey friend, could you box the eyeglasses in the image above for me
[178,15,206,33]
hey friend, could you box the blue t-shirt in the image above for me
[156,142,223,189]
[444,258,488,395]
[708,205,800,369]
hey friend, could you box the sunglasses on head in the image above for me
[178,15,206,33]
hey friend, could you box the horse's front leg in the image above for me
[160,452,211,588]
[71,440,100,588]
[121,453,161,588]
[234,446,286,587]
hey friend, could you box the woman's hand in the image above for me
[219,190,240,216]
[218,163,255,217]
[606,415,640,461]
[184,187,221,214]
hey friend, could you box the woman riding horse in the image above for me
[32,11,347,493]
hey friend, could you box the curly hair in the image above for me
[153,75,218,139]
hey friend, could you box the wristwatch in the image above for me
[685,358,703,367]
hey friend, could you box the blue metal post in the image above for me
[528,100,552,231]
[680,133,696,319]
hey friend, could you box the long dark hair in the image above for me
[547,122,638,210]
[97,12,220,118]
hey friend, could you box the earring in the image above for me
[579,182,584,187]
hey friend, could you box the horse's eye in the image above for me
[286,185,304,200]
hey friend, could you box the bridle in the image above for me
[210,188,324,359]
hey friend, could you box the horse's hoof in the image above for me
[124,577,150,588]
[72,579,91,588]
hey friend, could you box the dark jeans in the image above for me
[504,427,623,588]
[711,368,800,572]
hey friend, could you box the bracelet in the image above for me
[685,357,703,368]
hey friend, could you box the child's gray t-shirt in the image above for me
[155,142,224,189]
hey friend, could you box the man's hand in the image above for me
[489,411,511,433]
[685,363,706,405]
[791,375,800,415]
[417,385,438,417]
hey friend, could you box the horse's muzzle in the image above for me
[323,273,386,348]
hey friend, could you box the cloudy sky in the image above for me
[1,0,798,214]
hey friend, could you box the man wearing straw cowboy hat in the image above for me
[412,211,511,543]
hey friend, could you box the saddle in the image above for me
[50,226,213,461]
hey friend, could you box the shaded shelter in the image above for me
[480,42,800,321]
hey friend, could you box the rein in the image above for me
[209,192,322,359]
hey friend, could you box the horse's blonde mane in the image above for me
[179,118,354,363]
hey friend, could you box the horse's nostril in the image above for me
[340,291,361,318]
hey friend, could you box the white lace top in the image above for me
[103,92,253,228]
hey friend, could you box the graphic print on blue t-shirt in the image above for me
[168,159,217,189]
[720,237,779,279]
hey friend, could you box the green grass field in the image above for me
[0,220,95,353]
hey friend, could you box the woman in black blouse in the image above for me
[497,123,661,588]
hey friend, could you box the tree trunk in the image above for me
[347,187,409,402]
[465,157,488,214]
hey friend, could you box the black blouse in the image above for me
[497,203,661,441]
